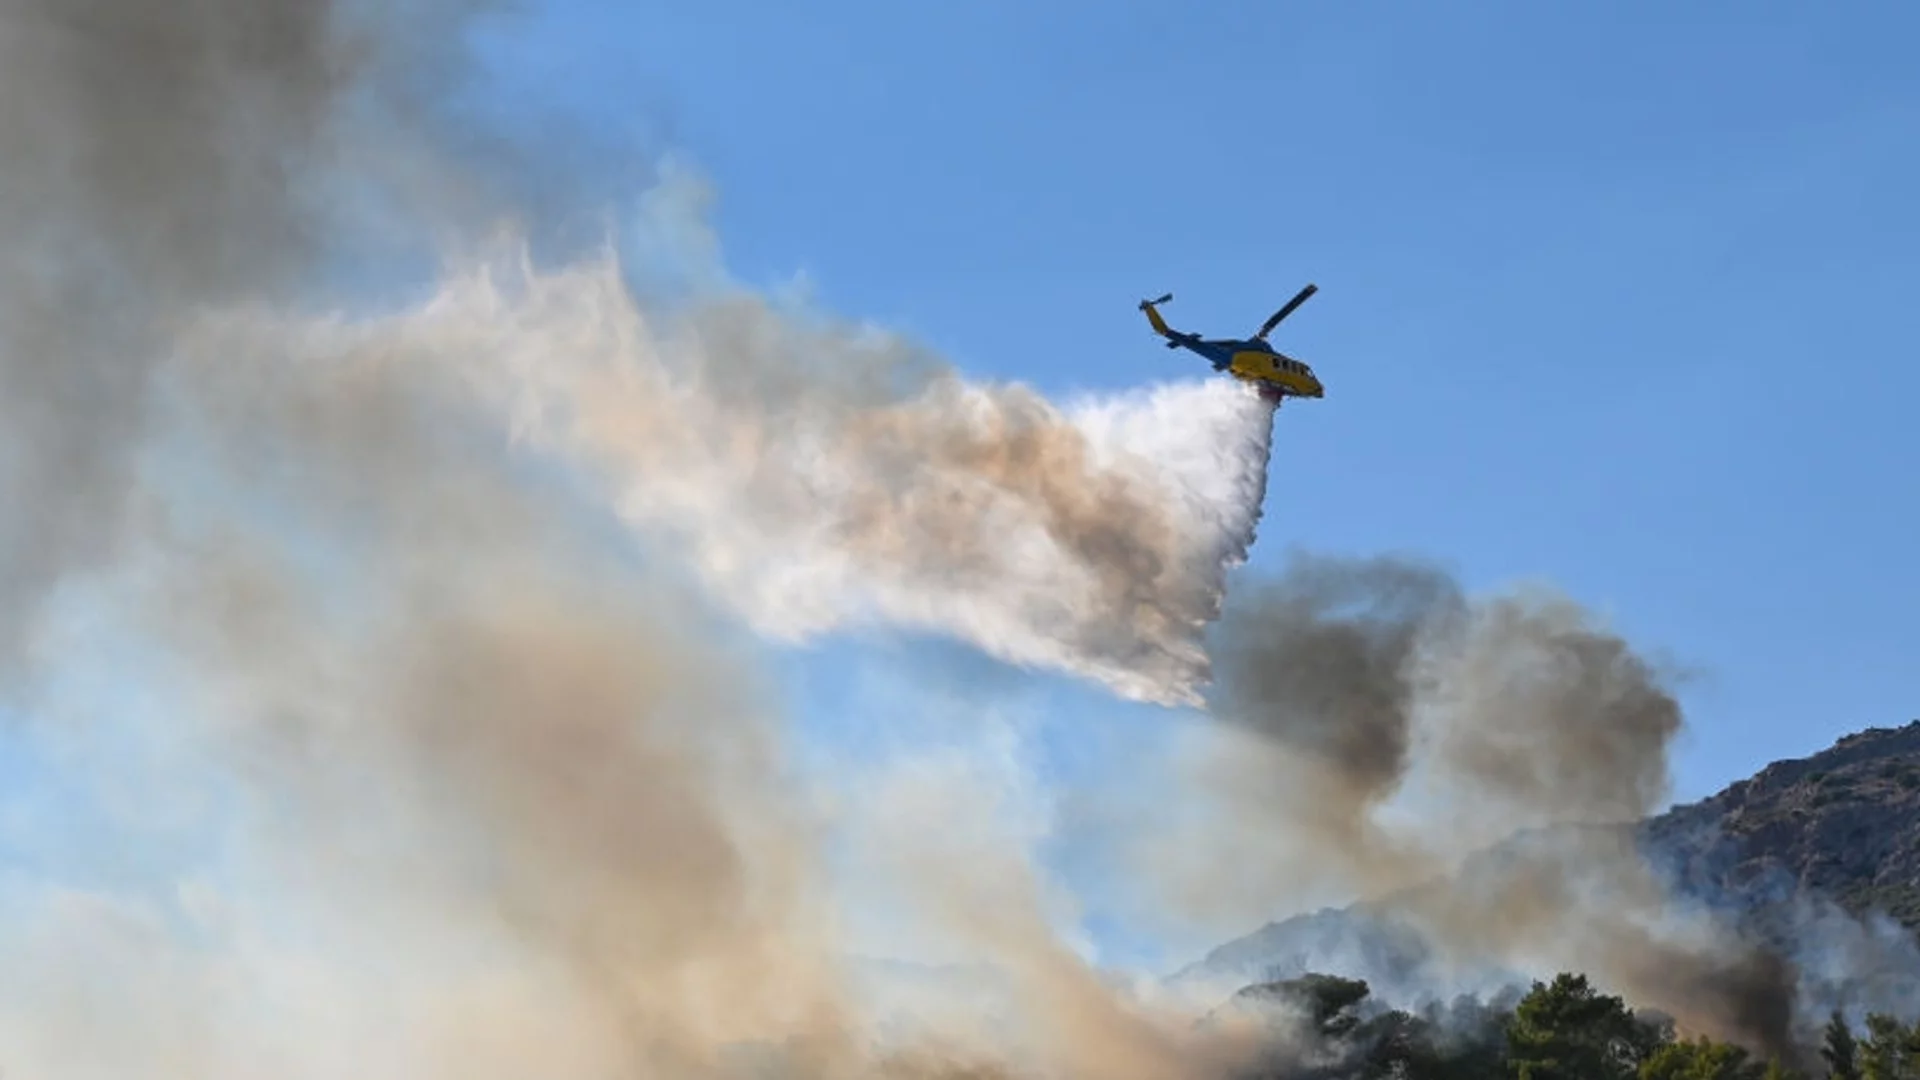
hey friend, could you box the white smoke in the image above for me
[185,188,1280,707]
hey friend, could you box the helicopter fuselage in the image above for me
[1165,333,1324,400]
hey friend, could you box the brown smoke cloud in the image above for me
[0,0,504,680]
[1150,552,1804,1059]
[0,223,858,1070]
[0,1,1266,1076]
[77,287,1264,1076]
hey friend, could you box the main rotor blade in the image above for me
[1254,283,1318,340]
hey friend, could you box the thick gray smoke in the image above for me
[0,0,511,681]
[1208,554,1469,860]
[0,1,1275,1076]
[1158,553,1807,1059]
[0,0,323,673]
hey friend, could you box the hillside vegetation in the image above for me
[1183,721,1920,1067]
[1225,969,1920,1080]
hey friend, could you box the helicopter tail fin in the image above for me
[1138,292,1175,336]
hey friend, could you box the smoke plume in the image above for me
[0,2,1906,1077]
[1145,554,1809,1059]
[0,0,1272,1075]
[188,217,1279,708]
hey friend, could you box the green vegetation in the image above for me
[1857,1013,1920,1080]
[1505,973,1670,1080]
[1639,1036,1768,1080]
[1242,970,1920,1080]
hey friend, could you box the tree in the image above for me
[1218,967,1918,1080]
[1507,973,1663,1080]
[1422,995,1519,1080]
[1638,1035,1766,1080]
[1824,1011,1861,1080]
[1260,973,1374,1040]
[1859,1014,1917,1080]
[1768,1055,1810,1080]
[1350,1007,1430,1080]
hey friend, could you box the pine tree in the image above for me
[1825,1011,1862,1080]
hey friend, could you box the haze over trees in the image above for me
[1231,970,1920,1080]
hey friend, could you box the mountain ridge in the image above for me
[1173,719,1920,1001]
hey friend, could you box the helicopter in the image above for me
[1137,283,1324,404]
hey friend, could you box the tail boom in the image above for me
[1138,292,1175,337]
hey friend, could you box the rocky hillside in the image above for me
[1173,719,1920,994]
[1647,720,1920,930]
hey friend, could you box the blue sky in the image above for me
[471,0,1917,814]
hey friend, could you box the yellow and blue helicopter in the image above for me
[1137,283,1325,404]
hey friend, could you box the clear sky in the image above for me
[473,0,1917,812]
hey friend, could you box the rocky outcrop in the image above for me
[1644,720,1920,931]
[1177,720,1920,994]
